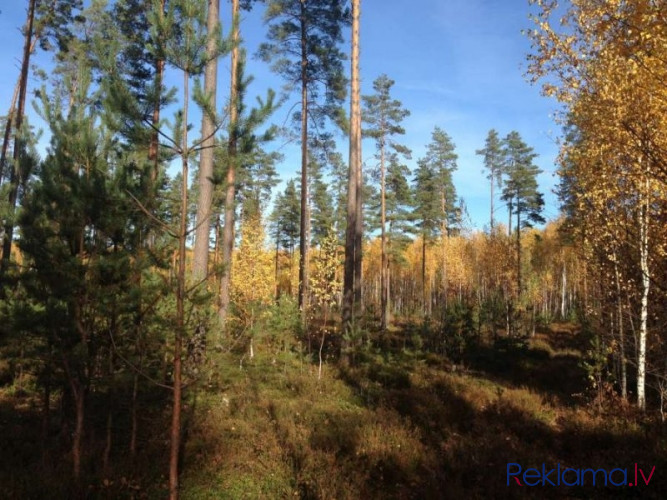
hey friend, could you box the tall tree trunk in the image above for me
[560,260,567,318]
[103,408,113,478]
[343,0,361,339]
[193,0,220,279]
[148,0,166,184]
[380,140,388,332]
[613,255,627,400]
[103,348,114,478]
[145,0,165,251]
[170,69,190,500]
[490,168,494,230]
[637,177,650,411]
[72,384,85,486]
[508,202,513,238]
[387,259,392,324]
[274,229,280,301]
[0,78,21,185]
[422,235,427,317]
[41,364,51,462]
[297,0,310,320]
[353,1,363,311]
[440,191,448,310]
[1,0,36,275]
[516,207,521,296]
[218,0,240,325]
[129,369,139,460]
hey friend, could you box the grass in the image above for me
[176,323,667,499]
[1,322,665,498]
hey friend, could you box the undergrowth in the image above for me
[177,323,667,499]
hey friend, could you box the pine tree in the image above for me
[110,0,170,201]
[501,131,544,297]
[476,129,504,231]
[413,159,439,316]
[237,147,281,219]
[413,127,458,315]
[270,180,300,297]
[192,0,227,280]
[259,0,349,318]
[385,153,413,239]
[18,47,128,485]
[113,0,158,106]
[329,148,348,240]
[218,50,277,323]
[218,0,241,326]
[147,1,220,495]
[309,136,336,246]
[2,0,40,278]
[272,180,301,257]
[362,74,410,331]
[384,151,413,312]
[305,132,347,241]
[343,0,361,338]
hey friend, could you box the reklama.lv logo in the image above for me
[507,463,655,487]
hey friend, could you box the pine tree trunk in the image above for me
[72,384,84,486]
[103,349,114,478]
[380,140,388,332]
[0,78,20,185]
[508,203,512,238]
[516,207,521,296]
[343,0,361,340]
[387,260,392,325]
[145,0,165,251]
[149,0,166,185]
[170,69,190,500]
[129,369,139,460]
[275,229,280,301]
[353,105,363,314]
[41,366,50,462]
[422,235,427,317]
[440,191,448,310]
[218,0,240,326]
[298,0,309,320]
[353,2,363,312]
[1,0,36,275]
[103,411,113,478]
[193,0,220,279]
[490,168,494,230]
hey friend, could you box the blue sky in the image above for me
[0,0,562,230]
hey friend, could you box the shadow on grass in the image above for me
[179,324,665,500]
[337,339,666,499]
[465,337,585,405]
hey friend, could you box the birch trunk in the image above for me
[637,177,650,411]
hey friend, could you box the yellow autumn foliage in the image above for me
[230,215,274,326]
[310,230,342,311]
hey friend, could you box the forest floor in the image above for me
[178,323,667,499]
[1,323,666,499]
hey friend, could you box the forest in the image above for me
[0,0,666,498]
